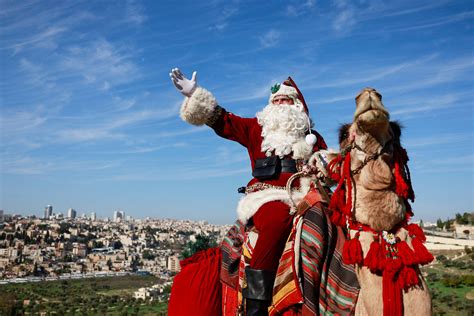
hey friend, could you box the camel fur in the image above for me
[329,88,432,316]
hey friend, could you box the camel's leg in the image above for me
[354,266,384,315]
[402,278,432,316]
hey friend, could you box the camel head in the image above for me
[353,88,390,140]
[329,88,412,232]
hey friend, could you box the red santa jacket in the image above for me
[180,87,327,222]
[209,106,327,189]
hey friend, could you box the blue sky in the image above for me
[1,0,473,224]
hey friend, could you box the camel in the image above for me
[326,88,433,315]
[169,87,434,316]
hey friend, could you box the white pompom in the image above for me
[306,133,317,146]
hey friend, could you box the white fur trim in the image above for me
[291,139,314,160]
[180,87,217,126]
[237,176,314,224]
[269,85,299,104]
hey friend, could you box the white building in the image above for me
[68,208,77,219]
[167,255,181,273]
[44,205,53,219]
[91,212,97,221]
[133,285,161,301]
[113,210,125,222]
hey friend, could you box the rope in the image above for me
[286,171,306,215]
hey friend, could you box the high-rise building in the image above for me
[67,208,77,219]
[44,205,53,219]
[0,210,4,223]
[113,210,125,222]
[167,255,181,273]
[91,212,97,221]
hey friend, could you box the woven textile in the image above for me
[300,203,360,315]
[220,204,360,315]
[220,220,246,289]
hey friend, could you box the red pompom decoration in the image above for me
[406,223,426,242]
[363,240,386,272]
[397,241,416,266]
[399,266,419,290]
[384,258,403,281]
[343,236,363,265]
[330,210,346,228]
[411,238,434,265]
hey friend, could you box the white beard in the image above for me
[256,103,311,158]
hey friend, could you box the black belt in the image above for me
[281,158,297,173]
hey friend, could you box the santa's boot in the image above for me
[243,267,275,316]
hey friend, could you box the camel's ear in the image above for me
[338,123,351,146]
[390,121,402,145]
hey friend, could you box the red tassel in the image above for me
[384,257,403,280]
[394,146,415,202]
[329,186,346,214]
[383,260,403,316]
[397,241,416,266]
[343,235,363,265]
[406,223,426,242]
[411,238,434,265]
[363,239,386,272]
[330,210,346,227]
[394,160,409,199]
[399,266,419,290]
[342,153,353,216]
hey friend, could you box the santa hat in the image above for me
[268,77,309,113]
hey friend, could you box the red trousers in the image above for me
[250,201,293,271]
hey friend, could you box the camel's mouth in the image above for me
[356,108,389,125]
[354,87,389,127]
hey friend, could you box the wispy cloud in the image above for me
[332,0,356,33]
[60,39,139,90]
[1,154,123,175]
[125,0,148,25]
[305,54,438,90]
[259,29,280,48]
[404,134,473,149]
[391,10,474,32]
[286,0,316,17]
[208,2,239,32]
[55,107,178,143]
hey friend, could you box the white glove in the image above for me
[169,68,198,97]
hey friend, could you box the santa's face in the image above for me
[256,97,310,158]
[272,95,295,105]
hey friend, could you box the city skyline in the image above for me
[1,1,473,224]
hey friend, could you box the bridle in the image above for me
[341,136,395,176]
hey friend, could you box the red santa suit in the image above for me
[180,79,327,271]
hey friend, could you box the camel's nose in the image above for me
[356,87,381,102]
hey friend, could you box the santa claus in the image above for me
[170,68,327,315]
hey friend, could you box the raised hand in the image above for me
[169,68,198,97]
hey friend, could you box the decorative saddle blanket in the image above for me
[220,202,360,315]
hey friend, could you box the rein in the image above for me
[341,138,394,176]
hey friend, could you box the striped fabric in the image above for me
[269,216,304,315]
[300,203,360,315]
[220,204,360,315]
[220,220,246,290]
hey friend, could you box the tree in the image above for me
[113,240,123,249]
[436,218,444,229]
[180,234,217,259]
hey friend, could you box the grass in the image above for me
[0,275,168,315]
[421,253,474,316]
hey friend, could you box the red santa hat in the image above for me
[269,77,309,114]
